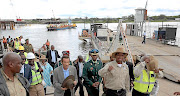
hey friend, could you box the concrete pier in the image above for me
[0,20,15,30]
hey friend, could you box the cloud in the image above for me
[0,0,180,19]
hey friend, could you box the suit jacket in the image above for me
[53,65,78,96]
[73,61,85,78]
[46,50,60,64]
[24,64,32,84]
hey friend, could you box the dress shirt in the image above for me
[78,62,84,77]
[20,65,25,76]
[51,50,56,63]
[62,67,69,79]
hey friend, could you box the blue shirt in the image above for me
[51,50,56,63]
[40,62,53,88]
[62,67,69,79]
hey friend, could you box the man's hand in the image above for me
[92,83,97,87]
[39,68,43,72]
[108,66,113,71]
[74,81,77,86]
[75,58,79,64]
[61,87,67,91]
[154,69,159,73]
[50,71,53,74]
[95,82,100,86]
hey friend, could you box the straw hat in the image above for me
[62,75,75,89]
[39,55,47,60]
[112,47,128,58]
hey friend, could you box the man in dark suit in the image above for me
[46,45,60,69]
[20,54,32,84]
[73,55,85,96]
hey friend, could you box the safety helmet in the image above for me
[16,37,19,39]
[27,52,35,59]
[19,46,24,50]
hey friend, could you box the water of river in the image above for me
[0,22,179,60]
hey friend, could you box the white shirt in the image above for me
[78,62,84,77]
[21,39,25,44]
[20,65,25,76]
[117,64,122,68]
[51,50,56,63]
[143,32,146,36]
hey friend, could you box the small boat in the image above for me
[78,29,91,41]
[47,24,77,31]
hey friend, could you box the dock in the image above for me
[0,20,15,30]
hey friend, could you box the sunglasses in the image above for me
[22,58,26,60]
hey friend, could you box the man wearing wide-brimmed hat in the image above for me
[99,47,130,96]
[39,55,53,95]
[82,49,103,96]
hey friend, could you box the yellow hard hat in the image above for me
[16,37,19,39]
[19,46,24,50]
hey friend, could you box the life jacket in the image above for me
[46,41,50,46]
[3,39,7,43]
[15,41,20,50]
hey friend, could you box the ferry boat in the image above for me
[47,23,77,31]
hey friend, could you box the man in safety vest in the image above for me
[133,55,163,96]
[27,52,45,96]
[14,37,21,53]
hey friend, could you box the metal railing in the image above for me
[91,20,122,59]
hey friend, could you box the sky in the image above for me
[0,0,180,19]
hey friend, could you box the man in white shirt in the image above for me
[46,45,60,69]
[142,31,146,44]
[73,55,85,96]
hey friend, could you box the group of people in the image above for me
[0,35,180,96]
[2,35,34,53]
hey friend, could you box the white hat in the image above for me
[27,52,35,59]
